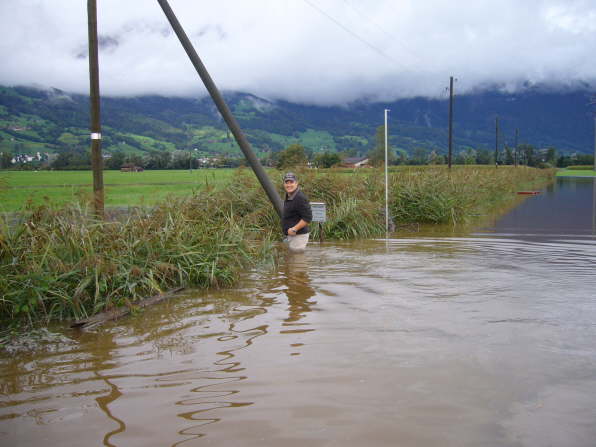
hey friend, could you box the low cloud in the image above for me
[1,0,595,105]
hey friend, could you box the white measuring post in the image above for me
[384,109,390,233]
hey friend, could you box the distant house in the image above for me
[120,163,144,172]
[341,157,369,168]
[536,148,551,162]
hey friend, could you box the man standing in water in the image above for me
[282,172,312,252]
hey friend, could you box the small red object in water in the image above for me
[516,191,541,195]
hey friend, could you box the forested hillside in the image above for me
[1,85,593,165]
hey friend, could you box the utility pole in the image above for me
[514,128,519,167]
[448,76,454,169]
[495,116,499,168]
[157,0,283,217]
[384,109,390,233]
[87,0,104,219]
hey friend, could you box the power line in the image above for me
[341,0,394,39]
[302,0,402,67]
[340,0,422,66]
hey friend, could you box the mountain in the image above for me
[0,85,594,161]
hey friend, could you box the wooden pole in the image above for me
[448,76,454,169]
[514,128,519,167]
[384,109,389,233]
[495,116,499,168]
[87,0,104,219]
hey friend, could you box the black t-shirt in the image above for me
[282,188,312,235]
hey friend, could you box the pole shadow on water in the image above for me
[81,331,126,447]
[95,373,125,447]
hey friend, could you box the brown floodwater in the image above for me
[2,177,596,447]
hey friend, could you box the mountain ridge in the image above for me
[1,85,594,161]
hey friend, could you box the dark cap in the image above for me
[283,172,297,182]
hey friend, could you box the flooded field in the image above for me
[2,177,596,447]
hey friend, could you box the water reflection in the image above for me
[169,298,271,444]
[174,321,264,445]
[95,373,125,447]
[281,252,316,329]
[0,292,275,446]
[477,177,596,239]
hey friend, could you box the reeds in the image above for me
[302,165,553,235]
[1,174,278,326]
[1,166,553,326]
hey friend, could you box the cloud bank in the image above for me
[1,0,596,105]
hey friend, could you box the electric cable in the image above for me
[340,0,422,67]
[302,0,404,68]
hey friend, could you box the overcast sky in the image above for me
[1,0,596,105]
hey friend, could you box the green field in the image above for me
[0,169,241,211]
[556,169,596,177]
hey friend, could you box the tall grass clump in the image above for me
[1,166,553,326]
[390,165,554,224]
[0,171,278,326]
[299,169,386,239]
[295,165,553,234]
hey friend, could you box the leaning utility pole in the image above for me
[157,0,283,216]
[448,76,454,169]
[87,0,104,219]
[495,116,499,168]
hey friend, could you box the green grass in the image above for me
[2,169,237,186]
[0,169,240,211]
[557,169,596,177]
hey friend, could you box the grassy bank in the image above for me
[1,166,554,327]
[556,169,596,177]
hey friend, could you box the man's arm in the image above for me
[289,219,309,234]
